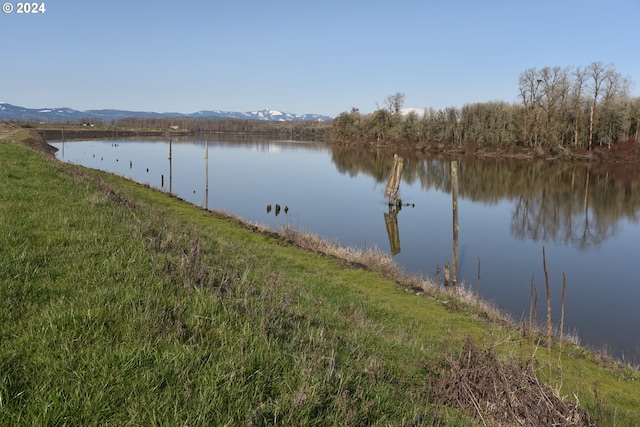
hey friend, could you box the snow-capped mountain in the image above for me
[400,107,426,116]
[0,103,333,122]
[185,108,331,122]
[0,103,88,121]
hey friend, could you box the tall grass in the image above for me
[1,131,640,426]
[0,138,477,425]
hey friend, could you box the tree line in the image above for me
[329,62,640,150]
[110,117,330,139]
[21,117,331,140]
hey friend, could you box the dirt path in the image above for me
[0,123,20,140]
[0,123,58,155]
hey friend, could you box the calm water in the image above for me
[51,135,640,363]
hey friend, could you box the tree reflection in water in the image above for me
[330,145,640,251]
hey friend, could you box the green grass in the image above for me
[1,129,639,426]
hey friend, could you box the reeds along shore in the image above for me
[278,226,576,339]
[263,227,617,425]
[276,217,639,378]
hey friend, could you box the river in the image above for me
[50,135,640,363]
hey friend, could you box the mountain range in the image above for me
[0,103,333,122]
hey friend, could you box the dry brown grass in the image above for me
[276,225,404,278]
[200,217,636,425]
[434,338,595,427]
[273,224,513,324]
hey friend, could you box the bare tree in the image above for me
[518,68,544,147]
[586,62,631,148]
[569,66,587,147]
[537,66,570,146]
[384,92,406,115]
[586,62,609,149]
[329,63,637,148]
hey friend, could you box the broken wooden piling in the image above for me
[384,154,404,204]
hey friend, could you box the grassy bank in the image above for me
[1,126,639,425]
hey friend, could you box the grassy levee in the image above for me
[1,127,639,425]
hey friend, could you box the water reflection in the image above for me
[509,169,620,251]
[53,137,640,254]
[327,144,640,361]
[384,206,401,256]
[51,137,640,361]
[330,146,640,251]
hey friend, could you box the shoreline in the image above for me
[331,137,640,165]
[3,123,640,424]
[36,126,194,142]
[6,123,640,364]
[32,123,638,368]
[11,122,640,166]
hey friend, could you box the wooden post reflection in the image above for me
[384,206,401,256]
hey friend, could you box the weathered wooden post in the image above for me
[384,154,404,205]
[205,140,209,210]
[169,139,173,194]
[451,160,459,288]
[444,261,450,287]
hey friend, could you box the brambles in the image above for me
[435,338,594,426]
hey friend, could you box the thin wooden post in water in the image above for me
[169,139,173,194]
[451,160,459,288]
[205,140,209,210]
[476,257,481,303]
[444,261,450,287]
[542,246,552,382]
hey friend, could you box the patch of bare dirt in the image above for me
[0,123,18,140]
[0,124,58,156]
[406,138,640,165]
[586,140,640,185]
[23,130,58,155]
[591,139,640,164]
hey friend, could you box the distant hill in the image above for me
[0,103,333,122]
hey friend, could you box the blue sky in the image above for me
[2,0,639,116]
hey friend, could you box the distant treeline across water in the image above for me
[330,63,639,150]
[19,62,640,152]
[30,118,331,141]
